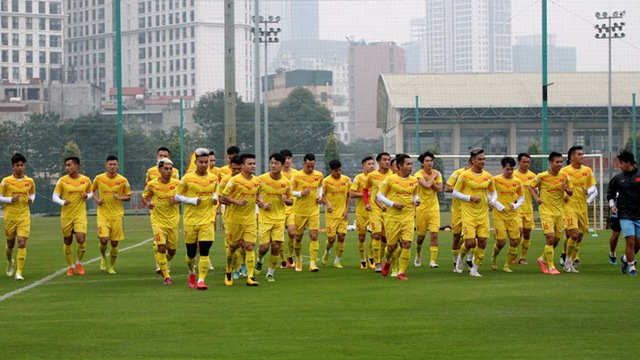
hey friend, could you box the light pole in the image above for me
[595,10,625,180]
[252,14,281,173]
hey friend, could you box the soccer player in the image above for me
[255,153,293,282]
[606,150,640,276]
[490,157,525,273]
[208,150,220,178]
[52,156,93,276]
[321,159,351,269]
[175,148,218,290]
[529,151,574,275]
[217,145,241,181]
[220,155,245,279]
[145,147,179,184]
[513,153,536,264]
[221,153,260,286]
[377,153,420,280]
[390,158,398,174]
[349,156,375,269]
[91,155,131,274]
[290,153,324,272]
[1,153,36,280]
[364,152,393,272]
[280,149,298,268]
[445,159,472,270]
[414,151,443,268]
[560,145,597,271]
[142,158,180,285]
[453,148,496,277]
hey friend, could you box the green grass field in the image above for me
[1,215,639,359]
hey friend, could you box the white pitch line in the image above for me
[0,237,154,303]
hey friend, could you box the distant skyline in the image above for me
[313,0,640,71]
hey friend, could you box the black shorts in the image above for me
[611,216,621,232]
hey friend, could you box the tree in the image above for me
[269,87,334,154]
[527,139,544,174]
[62,140,82,163]
[625,135,640,156]
[339,137,384,161]
[324,133,341,173]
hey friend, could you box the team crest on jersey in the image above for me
[281,184,286,188]
[116,182,121,185]
[170,186,175,190]
[209,180,215,184]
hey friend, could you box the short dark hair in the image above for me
[329,159,342,170]
[269,153,286,164]
[11,153,26,165]
[239,153,256,164]
[517,152,531,162]
[303,153,315,162]
[208,150,215,156]
[548,151,563,162]
[361,156,374,164]
[376,152,390,162]
[106,155,118,162]
[157,147,170,155]
[501,156,516,168]
[567,145,582,165]
[64,156,80,166]
[396,153,411,166]
[226,146,240,156]
[420,151,435,164]
[279,149,293,158]
[617,150,636,165]
[470,148,484,158]
[390,158,397,167]
[230,155,242,165]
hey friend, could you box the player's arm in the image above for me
[431,172,444,192]
[343,188,352,220]
[114,182,132,202]
[220,180,247,206]
[528,179,542,205]
[141,187,155,209]
[349,178,363,198]
[562,176,574,197]
[445,173,457,193]
[316,178,324,205]
[175,181,200,205]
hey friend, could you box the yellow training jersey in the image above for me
[561,165,596,214]
[145,166,179,185]
[350,172,369,216]
[257,173,291,224]
[447,167,466,215]
[281,168,298,181]
[364,169,392,213]
[323,174,351,219]
[54,174,92,219]
[178,171,218,225]
[415,169,442,213]
[208,166,221,179]
[291,170,324,216]
[0,175,35,222]
[378,174,418,223]
[218,165,232,182]
[92,173,131,220]
[222,173,260,225]
[454,169,495,221]
[492,174,523,220]
[529,170,573,216]
[142,178,180,228]
[513,169,536,214]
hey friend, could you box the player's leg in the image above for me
[184,226,198,288]
[323,217,337,265]
[307,214,320,272]
[5,221,16,277]
[196,237,214,290]
[242,227,259,286]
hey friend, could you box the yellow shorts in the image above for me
[295,214,319,235]
[258,222,285,245]
[97,217,124,241]
[493,217,520,240]
[152,225,178,250]
[540,213,563,238]
[355,213,370,235]
[416,210,440,236]
[368,211,385,234]
[226,222,257,246]
[61,217,87,237]
[564,210,589,233]
[4,219,30,239]
[285,207,295,227]
[462,216,490,239]
[518,212,535,229]
[326,216,347,237]
[451,209,462,234]
[385,219,414,246]
[183,223,215,244]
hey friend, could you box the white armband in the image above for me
[52,193,66,206]
[213,193,218,201]
[292,191,302,197]
[0,194,11,204]
[608,199,616,208]
[175,194,198,205]
[494,201,505,211]
[29,193,36,202]
[452,190,471,202]
[586,185,598,204]
[317,186,323,197]
[487,191,497,204]
[376,192,395,207]
[413,194,419,202]
[512,196,525,210]
[85,192,93,200]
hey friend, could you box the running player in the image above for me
[513,153,536,264]
[453,148,496,277]
[529,151,574,275]
[255,153,293,282]
[414,151,443,268]
[321,159,351,269]
[217,146,241,181]
[445,159,472,270]
[364,152,393,272]
[1,153,36,280]
[175,148,218,290]
[290,153,324,272]
[280,149,298,268]
[52,156,93,276]
[91,155,131,274]
[220,153,260,286]
[490,156,524,273]
[145,147,179,184]
[142,158,180,285]
[349,156,375,269]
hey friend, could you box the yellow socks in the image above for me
[324,240,334,253]
[399,248,410,274]
[186,254,196,273]
[416,243,423,257]
[430,246,438,263]
[505,246,517,267]
[64,244,73,266]
[198,255,210,281]
[109,246,118,269]
[268,253,279,270]
[309,241,319,265]
[544,245,555,269]
[17,248,26,273]
[76,242,86,262]
[336,241,345,258]
[244,250,255,278]
[294,239,302,258]
[155,251,169,278]
[473,247,485,266]
[357,240,365,261]
[520,239,530,258]
[5,245,12,262]
[99,243,108,259]
[225,247,234,273]
[372,239,381,263]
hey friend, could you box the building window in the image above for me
[25,17,32,29]
[25,34,32,46]
[11,50,18,62]
[0,33,7,46]
[49,2,60,14]
[11,16,18,29]
[39,18,45,30]
[50,35,61,47]
[11,0,18,12]
[38,1,45,14]
[26,50,33,63]
[11,33,18,46]
[50,19,61,31]
[0,50,6,62]
[39,51,46,64]
[39,34,45,47]
[1,17,7,29]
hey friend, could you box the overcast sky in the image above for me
[316,0,640,71]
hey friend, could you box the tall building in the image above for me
[424,0,511,73]
[512,34,576,73]
[349,41,405,141]
[0,0,65,87]
[65,0,254,100]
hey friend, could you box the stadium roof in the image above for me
[378,72,640,109]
